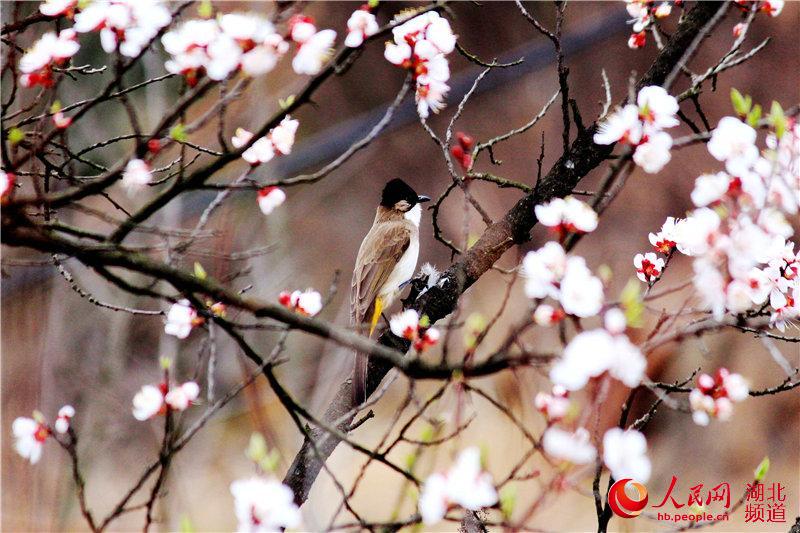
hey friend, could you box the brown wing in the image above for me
[350,221,412,331]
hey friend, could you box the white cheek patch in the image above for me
[404,203,422,226]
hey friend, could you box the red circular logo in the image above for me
[608,478,649,518]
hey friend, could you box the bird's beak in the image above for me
[417,195,431,203]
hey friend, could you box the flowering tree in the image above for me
[2,1,798,531]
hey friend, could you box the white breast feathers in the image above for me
[404,204,422,226]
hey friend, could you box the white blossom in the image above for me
[12,416,48,464]
[39,0,77,17]
[164,382,200,411]
[521,242,566,299]
[672,208,721,256]
[418,447,498,525]
[54,405,75,434]
[550,329,646,391]
[534,303,562,326]
[534,385,571,421]
[257,187,286,215]
[543,427,597,464]
[279,289,323,317]
[559,257,604,318]
[230,476,301,532]
[292,29,336,75]
[345,9,379,48]
[691,172,732,207]
[19,29,80,87]
[269,116,299,155]
[603,428,651,482]
[1,170,15,198]
[535,196,598,234]
[604,308,627,335]
[593,105,642,145]
[637,85,679,130]
[164,299,197,339]
[385,11,456,118]
[633,130,673,173]
[389,309,420,340]
[132,385,164,421]
[121,158,152,193]
[708,117,759,176]
[648,216,679,253]
[633,252,665,283]
[74,0,171,57]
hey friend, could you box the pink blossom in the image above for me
[595,86,677,174]
[233,117,299,166]
[163,15,287,84]
[522,243,603,318]
[133,380,200,421]
[388,309,440,351]
[233,129,273,166]
[604,308,627,335]
[289,15,317,44]
[672,208,721,256]
[415,77,450,119]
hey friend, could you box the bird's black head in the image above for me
[380,178,430,212]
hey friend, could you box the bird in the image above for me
[350,178,430,403]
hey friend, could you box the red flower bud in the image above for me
[278,291,293,307]
[457,132,474,150]
[148,139,161,154]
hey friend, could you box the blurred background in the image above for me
[2,1,799,531]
